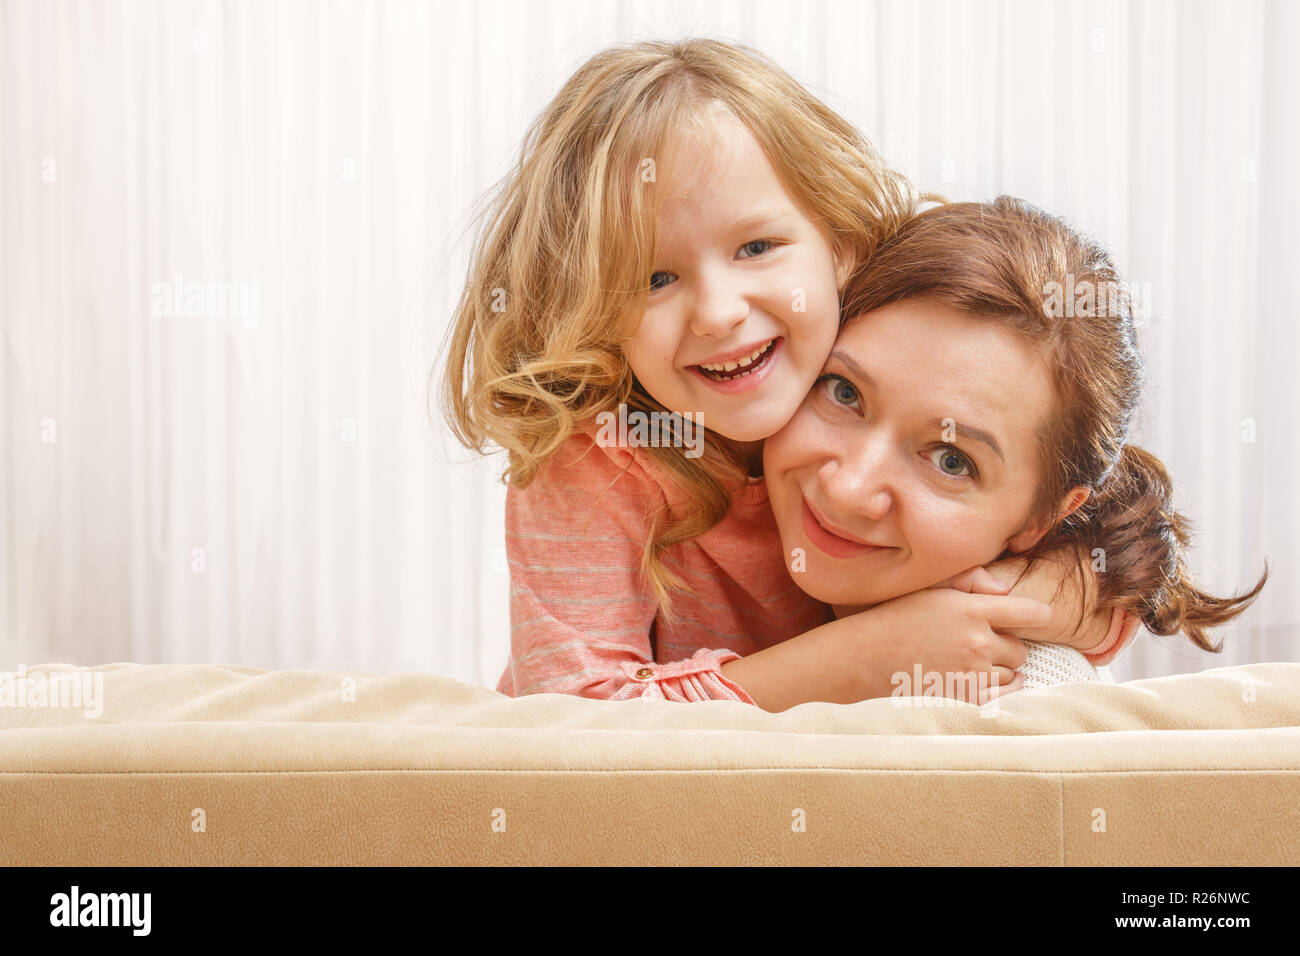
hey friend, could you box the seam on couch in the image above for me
[1058,774,1065,866]
[3,768,1300,775]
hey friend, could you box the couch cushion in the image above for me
[1,661,1297,865]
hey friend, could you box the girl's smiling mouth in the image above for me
[690,337,781,392]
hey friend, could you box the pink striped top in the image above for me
[495,429,1137,705]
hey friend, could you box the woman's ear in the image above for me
[1007,486,1091,553]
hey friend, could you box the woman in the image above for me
[744,196,1268,705]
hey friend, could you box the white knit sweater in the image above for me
[1018,640,1100,688]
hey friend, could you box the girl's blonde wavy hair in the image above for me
[438,38,920,617]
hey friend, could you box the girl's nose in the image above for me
[688,268,748,339]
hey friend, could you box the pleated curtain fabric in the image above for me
[2,0,1297,686]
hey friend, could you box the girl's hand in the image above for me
[848,587,1051,705]
[929,565,1012,595]
[937,549,1111,652]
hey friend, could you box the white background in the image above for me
[3,0,1297,685]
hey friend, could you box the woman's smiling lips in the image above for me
[800,495,891,559]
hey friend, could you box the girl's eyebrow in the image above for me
[655,210,793,257]
[828,350,1005,462]
[731,209,794,232]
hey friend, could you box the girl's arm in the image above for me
[719,550,1135,711]
[719,586,1052,712]
[963,548,1140,665]
[499,433,758,704]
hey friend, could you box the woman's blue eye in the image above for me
[928,445,975,480]
[819,374,860,409]
[738,239,774,258]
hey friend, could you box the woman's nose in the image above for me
[820,433,896,522]
[688,267,748,339]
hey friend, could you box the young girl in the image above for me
[442,39,1134,708]
[751,196,1268,710]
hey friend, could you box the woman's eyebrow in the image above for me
[828,350,876,388]
[925,417,1004,462]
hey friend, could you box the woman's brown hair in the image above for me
[839,196,1267,652]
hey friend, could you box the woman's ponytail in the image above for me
[1065,444,1268,652]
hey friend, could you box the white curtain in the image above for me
[3,0,1296,686]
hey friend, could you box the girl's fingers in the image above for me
[911,667,1019,703]
[929,566,1009,594]
[979,594,1053,630]
[962,567,1011,595]
[948,668,1017,703]
[981,671,1025,703]
[990,664,1019,686]
[987,632,1028,670]
[981,556,1029,592]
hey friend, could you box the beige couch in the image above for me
[1,661,1297,865]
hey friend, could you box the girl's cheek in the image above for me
[761,424,793,473]
[768,406,815,469]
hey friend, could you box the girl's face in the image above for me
[625,105,850,444]
[764,297,1066,610]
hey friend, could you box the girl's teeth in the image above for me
[699,339,774,373]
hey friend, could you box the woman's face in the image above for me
[764,297,1060,610]
[625,104,850,444]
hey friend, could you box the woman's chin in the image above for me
[789,576,892,614]
[823,575,981,617]
[784,557,917,611]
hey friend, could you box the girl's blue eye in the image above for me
[649,271,675,292]
[818,374,860,409]
[651,240,776,290]
[928,445,976,480]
